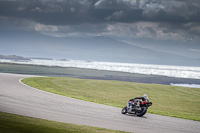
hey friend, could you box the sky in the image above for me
[0,0,200,61]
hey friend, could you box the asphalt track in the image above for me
[0,73,200,133]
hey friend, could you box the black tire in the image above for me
[136,107,147,117]
[121,106,127,114]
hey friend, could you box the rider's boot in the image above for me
[128,105,132,113]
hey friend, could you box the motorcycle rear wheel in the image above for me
[136,107,147,117]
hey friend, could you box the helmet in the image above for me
[143,94,148,100]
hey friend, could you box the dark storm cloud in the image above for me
[142,0,200,23]
[0,0,200,25]
[0,0,98,25]
[0,0,200,42]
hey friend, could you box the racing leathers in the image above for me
[127,97,149,113]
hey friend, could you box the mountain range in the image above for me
[0,54,30,61]
[0,31,200,66]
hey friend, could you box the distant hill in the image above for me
[0,31,200,66]
[0,54,30,61]
[122,38,200,59]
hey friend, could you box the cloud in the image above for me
[0,16,35,31]
[0,0,95,25]
[31,21,200,43]
[94,0,136,9]
[35,23,107,37]
[1,0,200,25]
[0,0,200,42]
[189,49,200,52]
[142,0,200,23]
[102,22,178,40]
[35,23,58,32]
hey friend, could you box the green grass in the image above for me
[0,112,127,133]
[22,77,200,121]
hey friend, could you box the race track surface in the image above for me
[0,73,199,133]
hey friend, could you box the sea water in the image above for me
[1,59,200,87]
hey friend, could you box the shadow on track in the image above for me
[123,114,148,119]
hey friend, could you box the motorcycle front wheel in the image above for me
[136,107,147,117]
[121,106,127,114]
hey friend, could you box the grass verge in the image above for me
[0,112,127,133]
[22,77,200,121]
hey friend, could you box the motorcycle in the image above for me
[121,99,152,117]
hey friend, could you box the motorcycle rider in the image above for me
[127,94,149,113]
